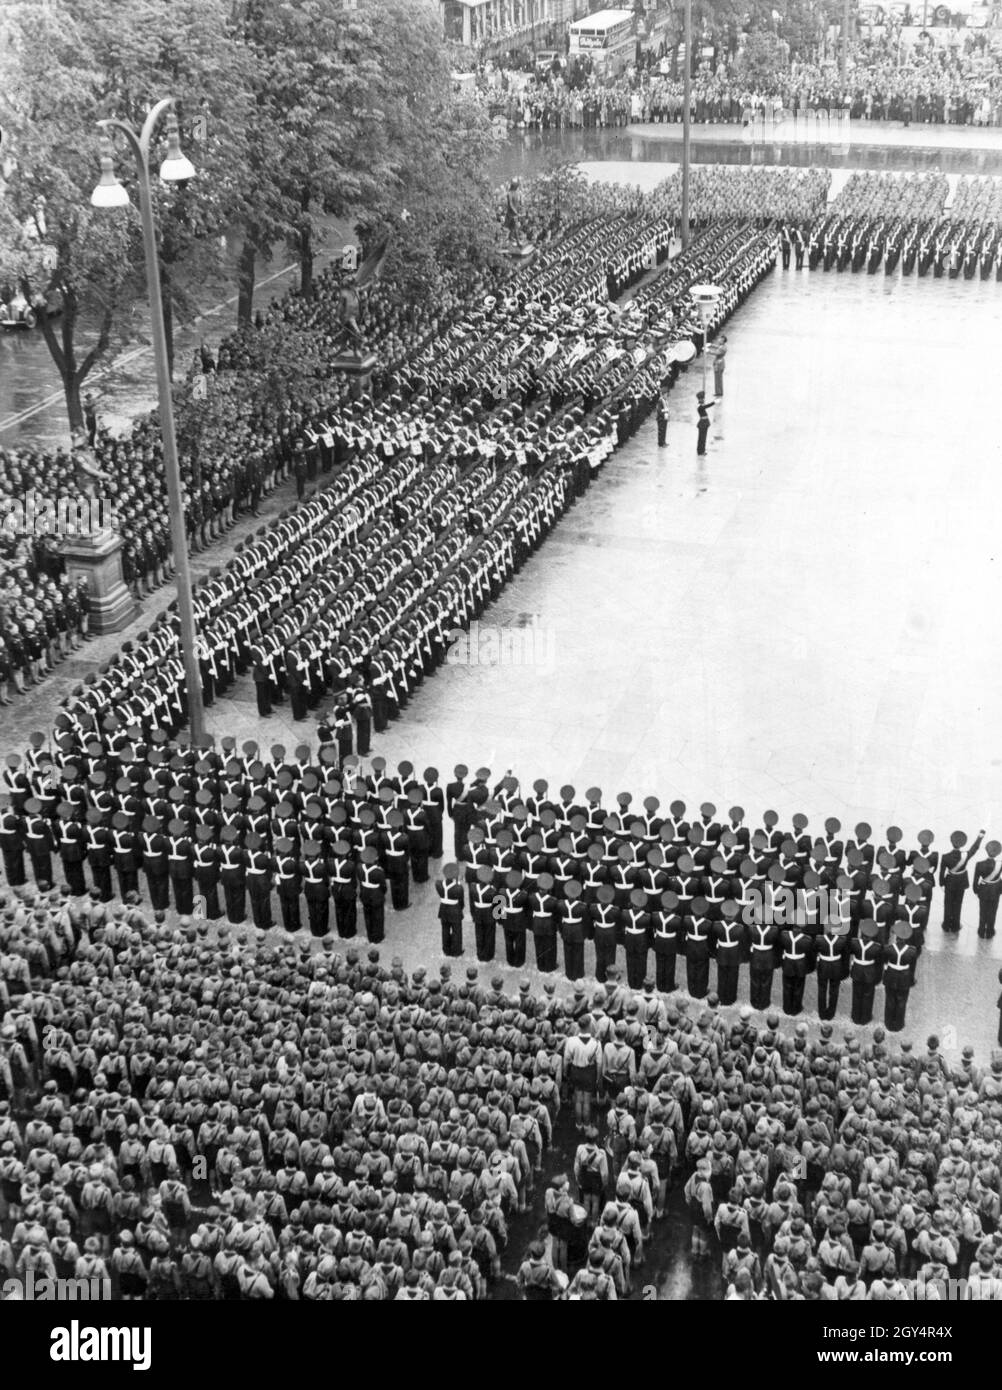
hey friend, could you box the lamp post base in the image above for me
[59,529,138,634]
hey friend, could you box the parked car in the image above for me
[0,286,62,330]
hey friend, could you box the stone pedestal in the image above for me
[60,530,137,634]
[332,349,378,400]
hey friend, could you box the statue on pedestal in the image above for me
[71,435,111,501]
[504,178,524,245]
[502,179,533,259]
[337,274,366,352]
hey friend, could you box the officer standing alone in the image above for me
[656,387,670,448]
[696,392,715,456]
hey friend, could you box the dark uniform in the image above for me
[651,890,683,993]
[559,881,588,981]
[302,840,331,938]
[245,835,275,931]
[140,817,171,910]
[0,801,26,886]
[357,847,387,943]
[528,872,559,973]
[712,902,744,1006]
[422,768,446,861]
[696,393,714,456]
[85,810,114,902]
[684,899,713,999]
[329,838,358,938]
[779,927,813,1016]
[748,920,779,1011]
[404,789,431,883]
[815,923,849,1021]
[470,866,497,961]
[381,815,411,911]
[850,921,882,1025]
[940,829,984,933]
[435,866,465,957]
[499,868,528,967]
[656,392,670,448]
[112,813,141,900]
[274,839,303,934]
[193,831,223,920]
[218,829,248,925]
[882,924,917,1033]
[167,822,196,915]
[622,889,652,989]
[589,886,621,984]
[972,840,1002,939]
[57,805,88,896]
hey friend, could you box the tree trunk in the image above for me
[33,284,84,435]
[300,223,314,300]
[237,239,257,326]
[64,366,85,434]
[299,190,313,299]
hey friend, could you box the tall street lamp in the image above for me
[682,0,692,249]
[90,98,205,744]
[690,282,721,394]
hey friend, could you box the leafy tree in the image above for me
[91,0,256,376]
[237,0,502,318]
[0,0,253,428]
[0,1,142,431]
[733,30,785,87]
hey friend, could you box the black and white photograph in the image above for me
[1,0,1001,1364]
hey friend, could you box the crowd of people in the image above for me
[480,28,1002,131]
[1,875,1001,1300]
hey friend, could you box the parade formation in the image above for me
[2,0,1002,1326]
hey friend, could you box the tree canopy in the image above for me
[0,0,501,430]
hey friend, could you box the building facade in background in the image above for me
[440,0,671,54]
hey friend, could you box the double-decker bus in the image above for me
[568,8,638,75]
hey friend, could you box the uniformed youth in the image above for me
[435,863,465,958]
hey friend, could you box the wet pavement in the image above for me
[499,118,1002,182]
